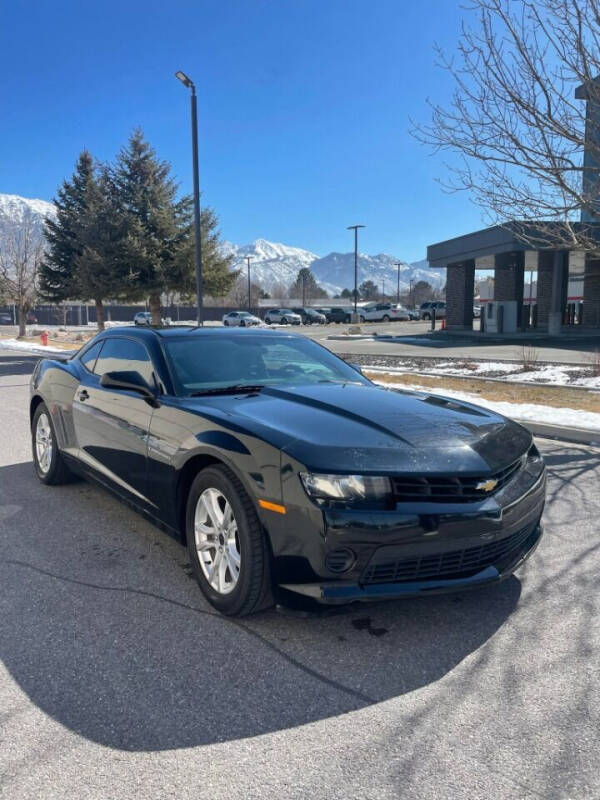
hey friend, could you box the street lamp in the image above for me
[245,256,252,311]
[347,224,365,321]
[393,262,402,304]
[175,70,203,326]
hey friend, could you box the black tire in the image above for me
[265,318,271,325]
[344,316,351,323]
[186,465,273,616]
[359,316,366,323]
[382,314,390,322]
[31,402,74,485]
[422,313,430,320]
[224,320,229,326]
[240,319,246,327]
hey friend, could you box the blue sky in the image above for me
[2,0,482,262]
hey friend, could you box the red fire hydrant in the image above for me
[40,330,49,346]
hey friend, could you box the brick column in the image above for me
[536,251,554,329]
[494,251,525,327]
[445,260,475,330]
[583,257,600,328]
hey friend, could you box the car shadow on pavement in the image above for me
[1,461,522,752]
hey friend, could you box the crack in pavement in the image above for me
[2,558,376,707]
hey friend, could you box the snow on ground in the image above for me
[375,380,600,432]
[364,359,600,389]
[0,338,75,356]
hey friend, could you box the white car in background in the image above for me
[358,303,409,322]
[263,308,302,325]
[222,311,262,327]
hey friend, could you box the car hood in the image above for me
[186,382,531,474]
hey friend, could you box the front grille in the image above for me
[361,523,537,585]
[390,457,523,503]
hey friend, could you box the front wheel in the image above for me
[382,314,390,322]
[265,318,271,325]
[422,313,430,320]
[186,465,273,616]
[240,319,246,327]
[32,402,74,485]
[224,320,229,326]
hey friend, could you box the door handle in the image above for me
[79,389,89,401]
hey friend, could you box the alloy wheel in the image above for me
[194,488,241,595]
[35,412,53,474]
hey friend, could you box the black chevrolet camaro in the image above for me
[30,327,546,616]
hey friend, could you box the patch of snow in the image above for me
[0,338,76,356]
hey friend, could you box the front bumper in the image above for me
[281,522,543,603]
[274,459,546,604]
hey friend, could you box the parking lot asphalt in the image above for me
[1,349,599,799]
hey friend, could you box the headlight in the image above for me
[299,472,392,503]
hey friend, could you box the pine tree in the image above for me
[73,167,136,330]
[40,151,95,304]
[290,267,327,303]
[359,280,378,300]
[113,129,235,323]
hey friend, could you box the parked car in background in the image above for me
[406,308,419,320]
[134,312,153,326]
[264,308,302,325]
[326,306,355,323]
[419,301,446,320]
[291,307,327,325]
[473,305,482,318]
[313,307,331,321]
[26,312,38,324]
[30,326,546,616]
[358,303,409,322]
[223,311,261,327]
[0,312,13,325]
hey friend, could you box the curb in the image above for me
[518,421,600,446]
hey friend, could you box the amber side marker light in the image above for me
[259,499,287,515]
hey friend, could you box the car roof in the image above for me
[96,325,304,340]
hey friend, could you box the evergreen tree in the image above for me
[73,167,136,330]
[113,129,235,323]
[359,280,378,300]
[290,267,327,303]
[40,151,95,304]
[340,288,353,298]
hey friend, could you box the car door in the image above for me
[71,336,157,505]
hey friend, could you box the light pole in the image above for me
[382,278,385,300]
[409,278,414,308]
[393,262,402,303]
[246,256,252,311]
[175,70,203,326]
[347,224,365,322]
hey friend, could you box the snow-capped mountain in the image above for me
[223,239,444,295]
[0,194,444,296]
[0,193,55,240]
[222,238,319,291]
[310,252,445,296]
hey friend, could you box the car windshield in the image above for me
[163,334,370,395]
[279,309,294,314]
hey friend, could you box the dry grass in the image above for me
[365,370,600,413]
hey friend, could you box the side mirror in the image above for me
[100,370,160,407]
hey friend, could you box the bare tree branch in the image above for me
[412,0,600,252]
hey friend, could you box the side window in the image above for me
[94,338,156,387]
[80,341,104,373]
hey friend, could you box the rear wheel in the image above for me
[186,465,273,616]
[31,402,73,485]
[240,319,246,327]
[224,320,229,326]
[422,313,431,320]
[382,314,390,322]
[265,318,271,325]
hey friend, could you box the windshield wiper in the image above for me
[189,384,266,397]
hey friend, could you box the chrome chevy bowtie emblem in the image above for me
[476,478,498,493]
